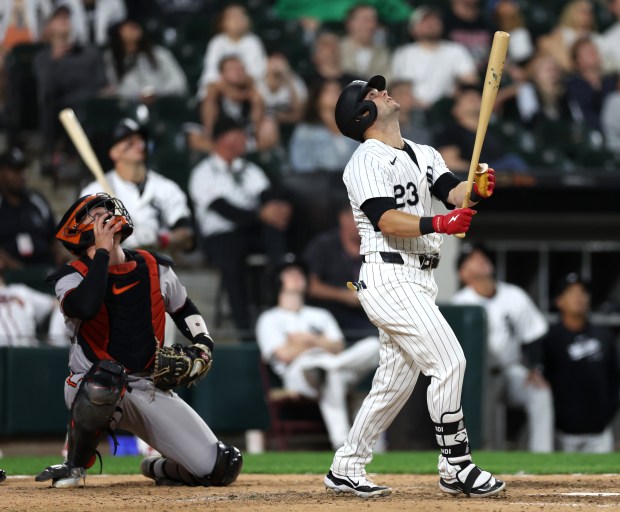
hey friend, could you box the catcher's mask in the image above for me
[335,75,386,142]
[55,193,134,254]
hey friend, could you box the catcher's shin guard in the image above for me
[67,360,128,468]
[141,442,242,487]
[204,442,243,486]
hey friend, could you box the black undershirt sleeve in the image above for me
[360,197,397,231]
[431,172,462,210]
[62,249,110,319]
[209,198,258,227]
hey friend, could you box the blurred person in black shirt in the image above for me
[303,203,375,341]
[542,273,619,452]
[0,148,59,269]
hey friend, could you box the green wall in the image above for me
[0,305,486,448]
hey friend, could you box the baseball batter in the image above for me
[323,75,504,498]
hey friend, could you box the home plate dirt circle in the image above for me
[3,474,620,511]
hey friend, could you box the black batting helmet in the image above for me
[335,75,386,142]
[55,193,134,254]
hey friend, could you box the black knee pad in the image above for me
[72,359,128,432]
[204,442,243,486]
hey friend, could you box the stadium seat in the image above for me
[258,360,327,450]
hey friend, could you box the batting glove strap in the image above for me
[431,208,476,235]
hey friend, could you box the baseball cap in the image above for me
[109,118,148,149]
[553,272,590,298]
[456,243,491,270]
[212,115,245,140]
[275,253,307,276]
[0,148,27,170]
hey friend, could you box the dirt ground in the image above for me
[2,474,620,512]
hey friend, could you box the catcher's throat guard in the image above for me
[56,193,134,254]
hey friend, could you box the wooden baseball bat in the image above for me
[455,31,509,238]
[59,108,114,197]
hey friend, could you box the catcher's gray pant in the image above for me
[331,263,467,478]
[282,336,380,449]
[65,372,219,477]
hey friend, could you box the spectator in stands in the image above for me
[392,6,478,110]
[443,0,495,70]
[388,79,432,145]
[0,0,52,112]
[537,0,600,73]
[452,244,554,452]
[103,17,188,102]
[599,0,620,72]
[0,0,51,48]
[0,148,59,269]
[300,31,359,89]
[256,52,308,130]
[492,0,534,65]
[197,4,267,95]
[125,0,213,28]
[435,84,528,171]
[303,202,375,341]
[288,80,358,173]
[192,55,278,154]
[189,115,292,338]
[340,4,391,82]
[0,262,66,347]
[566,37,618,132]
[80,118,194,253]
[256,255,379,450]
[34,6,107,176]
[601,91,620,154]
[56,0,126,46]
[513,53,571,129]
[542,273,619,453]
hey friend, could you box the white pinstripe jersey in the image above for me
[343,138,453,255]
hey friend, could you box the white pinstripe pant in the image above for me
[331,262,467,477]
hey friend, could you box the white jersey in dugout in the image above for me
[343,138,452,255]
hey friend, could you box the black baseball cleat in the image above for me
[35,463,86,488]
[324,470,392,498]
[0,469,6,483]
[439,475,506,497]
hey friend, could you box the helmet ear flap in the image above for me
[352,100,378,141]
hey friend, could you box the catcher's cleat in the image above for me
[438,462,505,498]
[35,463,86,488]
[0,469,6,483]
[324,470,392,498]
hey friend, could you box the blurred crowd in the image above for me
[1,0,620,337]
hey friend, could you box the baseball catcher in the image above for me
[35,193,242,488]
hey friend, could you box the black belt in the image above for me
[361,252,440,269]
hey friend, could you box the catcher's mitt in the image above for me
[152,342,212,391]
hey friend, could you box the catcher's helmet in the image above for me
[55,193,134,254]
[335,75,386,142]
